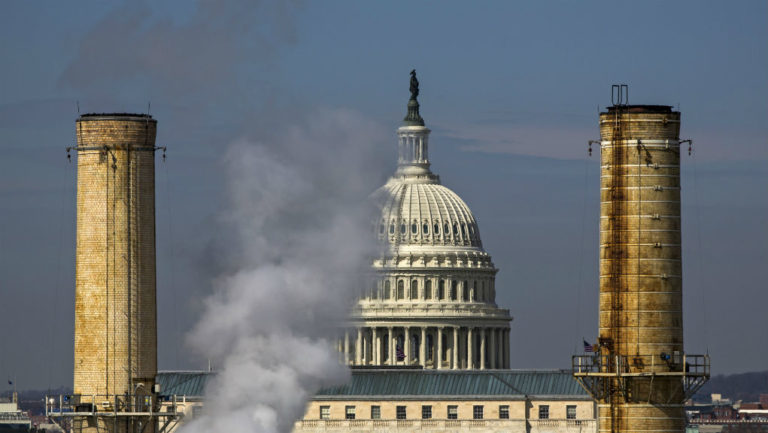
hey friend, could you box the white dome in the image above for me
[374,179,483,250]
[343,78,511,371]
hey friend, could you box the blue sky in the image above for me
[0,0,766,390]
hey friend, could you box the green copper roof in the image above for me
[317,370,588,398]
[155,370,588,399]
[156,371,210,398]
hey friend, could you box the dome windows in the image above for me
[444,223,450,236]
[422,223,429,234]
[400,224,406,235]
[410,280,418,299]
[397,280,404,300]
[384,280,391,299]
[453,224,459,236]
[434,223,440,234]
[438,280,445,300]
[389,224,395,234]
[450,280,457,301]
[411,223,418,234]
[461,223,467,237]
[425,280,432,299]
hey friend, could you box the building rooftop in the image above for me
[156,369,589,400]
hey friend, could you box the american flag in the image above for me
[583,340,597,353]
[396,344,405,361]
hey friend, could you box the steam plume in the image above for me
[181,109,388,433]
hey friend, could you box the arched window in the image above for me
[411,223,418,234]
[397,280,404,300]
[434,223,440,234]
[410,280,418,299]
[384,280,391,299]
[461,223,467,237]
[444,223,450,236]
[425,280,432,299]
[400,224,406,234]
[438,280,445,300]
[389,224,395,234]
[423,223,429,234]
[462,280,469,301]
[450,280,457,301]
[453,224,458,236]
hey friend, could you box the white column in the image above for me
[452,327,459,370]
[404,327,411,364]
[372,327,379,365]
[344,331,350,365]
[467,327,474,370]
[497,328,504,368]
[356,328,362,365]
[503,329,510,368]
[488,328,499,368]
[420,327,426,366]
[480,328,486,370]
[437,327,443,370]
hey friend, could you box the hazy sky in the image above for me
[1,0,766,390]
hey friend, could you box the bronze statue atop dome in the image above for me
[409,69,419,100]
[403,69,424,126]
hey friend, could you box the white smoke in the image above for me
[180,109,389,433]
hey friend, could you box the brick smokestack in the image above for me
[73,113,158,433]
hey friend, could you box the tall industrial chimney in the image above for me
[573,87,709,433]
[73,113,159,433]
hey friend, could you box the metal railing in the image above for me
[45,394,184,418]
[573,353,709,377]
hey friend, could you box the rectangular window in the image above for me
[421,405,432,419]
[539,405,549,420]
[566,405,577,420]
[319,406,330,420]
[345,406,355,420]
[473,405,484,419]
[396,406,407,420]
[499,405,509,419]
[370,406,380,420]
[447,405,458,420]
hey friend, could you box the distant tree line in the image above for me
[693,370,768,403]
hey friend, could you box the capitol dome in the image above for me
[374,179,484,250]
[341,72,512,371]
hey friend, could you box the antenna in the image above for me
[147,102,151,115]
[611,84,629,106]
[76,101,80,114]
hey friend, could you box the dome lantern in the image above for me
[396,70,434,179]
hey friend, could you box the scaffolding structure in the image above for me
[45,393,185,433]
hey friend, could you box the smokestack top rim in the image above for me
[602,105,676,115]
[78,113,155,122]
